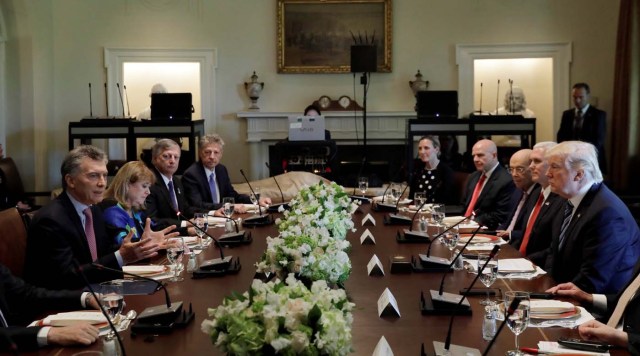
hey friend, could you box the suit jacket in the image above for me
[24,192,122,290]
[520,192,564,267]
[461,165,515,230]
[145,168,204,235]
[502,184,542,245]
[547,183,640,294]
[603,261,640,354]
[0,264,82,351]
[557,106,607,173]
[182,162,251,211]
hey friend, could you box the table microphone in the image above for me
[104,82,109,117]
[420,212,475,268]
[398,197,430,240]
[435,245,501,355]
[376,182,408,212]
[482,298,521,356]
[176,211,232,271]
[420,224,482,273]
[384,184,413,225]
[116,83,125,118]
[264,162,290,212]
[239,169,272,225]
[71,260,126,356]
[92,263,184,325]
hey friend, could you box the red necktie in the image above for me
[465,174,486,217]
[83,207,98,261]
[519,192,544,254]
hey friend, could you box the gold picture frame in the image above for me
[277,0,392,74]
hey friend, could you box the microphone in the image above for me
[116,83,125,118]
[71,260,126,356]
[508,79,514,114]
[495,79,500,116]
[218,214,250,242]
[88,82,94,118]
[265,162,290,212]
[382,185,412,224]
[375,182,408,212]
[104,82,109,117]
[239,169,272,225]
[419,220,481,273]
[482,298,522,356]
[479,82,483,113]
[92,263,184,326]
[123,84,131,117]
[176,211,234,271]
[397,196,430,240]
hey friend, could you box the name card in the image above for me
[372,336,394,356]
[377,288,401,317]
[367,254,384,276]
[360,229,376,245]
[362,213,376,226]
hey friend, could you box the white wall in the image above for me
[1,0,621,189]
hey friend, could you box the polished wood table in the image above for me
[33,205,626,355]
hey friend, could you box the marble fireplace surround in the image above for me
[238,111,415,180]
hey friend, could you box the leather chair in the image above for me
[0,208,28,277]
[0,157,50,211]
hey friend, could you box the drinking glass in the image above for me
[504,291,530,356]
[222,197,235,219]
[100,280,124,340]
[167,237,185,282]
[390,183,402,203]
[414,192,425,209]
[441,225,459,261]
[250,187,261,213]
[358,177,369,197]
[432,203,445,223]
[193,212,208,249]
[478,254,499,305]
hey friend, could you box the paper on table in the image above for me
[123,265,166,275]
[530,300,575,314]
[207,216,227,225]
[538,341,609,355]
[497,258,536,273]
[42,311,107,326]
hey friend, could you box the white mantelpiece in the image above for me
[237,111,415,180]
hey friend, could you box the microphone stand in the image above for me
[123,85,131,118]
[417,222,481,273]
[265,162,290,212]
[382,184,412,224]
[495,79,500,116]
[397,198,430,241]
[376,182,409,212]
[482,299,521,356]
[104,82,110,117]
[72,260,126,356]
[239,169,272,225]
[176,212,234,272]
[116,83,125,118]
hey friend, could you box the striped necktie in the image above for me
[557,200,574,251]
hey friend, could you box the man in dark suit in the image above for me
[24,145,163,290]
[516,141,564,266]
[1,264,100,351]
[182,134,270,215]
[556,82,607,173]
[461,139,515,230]
[496,149,541,245]
[548,260,640,354]
[145,139,205,235]
[545,141,640,294]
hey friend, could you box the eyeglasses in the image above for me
[508,167,528,175]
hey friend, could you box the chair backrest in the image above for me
[0,207,28,277]
[0,157,27,203]
[453,171,470,204]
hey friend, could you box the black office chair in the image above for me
[0,157,50,212]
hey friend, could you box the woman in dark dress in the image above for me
[409,135,455,205]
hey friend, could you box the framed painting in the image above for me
[277,0,392,74]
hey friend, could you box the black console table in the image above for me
[68,119,205,163]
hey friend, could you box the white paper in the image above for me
[497,258,536,273]
[123,265,166,275]
[360,229,376,244]
[362,213,376,226]
[530,300,575,314]
[372,336,394,356]
[538,341,609,355]
[377,288,401,317]
[42,311,107,326]
[367,255,384,276]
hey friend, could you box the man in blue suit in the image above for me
[182,134,270,216]
[545,141,639,294]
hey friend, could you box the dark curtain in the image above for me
[611,0,640,192]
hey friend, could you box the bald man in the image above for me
[461,139,515,229]
[496,149,541,244]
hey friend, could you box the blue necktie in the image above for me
[557,200,574,250]
[167,180,178,212]
[209,172,218,204]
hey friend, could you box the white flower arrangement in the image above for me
[201,274,354,355]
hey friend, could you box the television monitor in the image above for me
[150,93,193,120]
[417,91,458,119]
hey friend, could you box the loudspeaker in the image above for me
[350,45,377,73]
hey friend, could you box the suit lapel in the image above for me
[560,183,601,254]
[153,169,172,207]
[60,192,93,261]
[199,163,213,202]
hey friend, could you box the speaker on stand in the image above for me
[350,45,377,177]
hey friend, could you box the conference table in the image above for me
[33,204,625,355]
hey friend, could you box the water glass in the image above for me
[250,187,261,210]
[478,254,498,305]
[432,203,445,223]
[167,237,185,282]
[193,212,208,249]
[100,280,124,340]
[222,197,235,218]
[414,192,425,209]
[358,177,369,197]
[441,225,459,260]
[504,291,530,356]
[390,183,402,203]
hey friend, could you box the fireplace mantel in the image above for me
[238,111,415,180]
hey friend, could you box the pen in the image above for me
[519,348,593,356]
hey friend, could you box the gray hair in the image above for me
[199,134,225,150]
[546,141,603,182]
[151,139,180,160]
[61,145,108,189]
[533,141,557,152]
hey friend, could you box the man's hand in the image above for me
[118,229,161,264]
[47,323,100,346]
[140,218,179,248]
[546,282,593,304]
[259,197,272,206]
[496,230,510,240]
[579,320,628,347]
[233,204,247,214]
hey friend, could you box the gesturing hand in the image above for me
[119,228,160,264]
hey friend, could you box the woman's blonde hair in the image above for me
[105,161,156,210]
